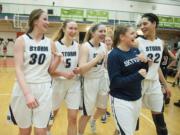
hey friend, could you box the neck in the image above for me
[118,43,130,51]
[146,30,156,41]
[62,36,73,46]
[30,29,44,41]
[107,47,112,51]
[90,38,100,47]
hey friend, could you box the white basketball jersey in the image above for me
[137,37,163,80]
[55,40,79,79]
[22,34,52,83]
[84,41,106,79]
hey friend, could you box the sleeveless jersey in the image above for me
[84,41,106,79]
[22,34,52,83]
[55,40,79,79]
[137,37,163,80]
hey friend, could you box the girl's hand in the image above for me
[137,53,147,63]
[63,72,75,79]
[138,68,147,78]
[73,67,81,74]
[25,93,39,109]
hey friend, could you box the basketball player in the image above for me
[8,9,53,135]
[77,23,108,135]
[88,34,113,131]
[48,20,81,135]
[136,13,171,135]
[160,41,176,104]
[108,24,148,135]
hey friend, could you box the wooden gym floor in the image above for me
[0,58,180,135]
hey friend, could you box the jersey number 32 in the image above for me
[147,53,160,63]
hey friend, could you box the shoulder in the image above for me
[108,48,119,58]
[15,35,26,46]
[156,38,164,48]
[134,36,145,48]
[80,42,89,53]
[81,42,89,49]
[108,48,123,66]
[156,37,163,43]
[14,35,26,53]
[73,40,80,48]
[131,47,140,53]
[44,36,52,45]
[50,40,56,48]
[136,36,146,42]
[54,40,63,50]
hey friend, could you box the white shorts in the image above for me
[8,82,53,128]
[81,77,109,116]
[141,79,164,112]
[111,96,141,135]
[103,70,110,93]
[52,78,81,110]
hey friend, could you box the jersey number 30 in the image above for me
[29,53,46,65]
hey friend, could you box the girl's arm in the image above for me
[77,44,104,75]
[14,37,38,109]
[48,41,75,79]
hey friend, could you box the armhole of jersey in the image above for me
[21,34,27,52]
[75,41,80,53]
[136,38,142,50]
[55,41,60,52]
[160,39,164,50]
[48,38,52,52]
[84,42,90,59]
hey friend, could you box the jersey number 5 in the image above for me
[65,58,71,68]
[29,53,46,65]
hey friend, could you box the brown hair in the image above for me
[27,9,45,33]
[113,25,131,48]
[52,20,76,41]
[84,23,104,42]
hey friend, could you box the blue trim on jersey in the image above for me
[88,41,101,47]
[108,47,148,101]
[26,33,45,40]
[58,40,74,46]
